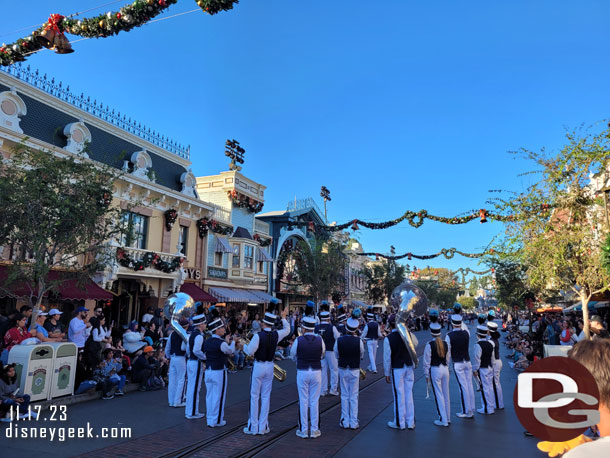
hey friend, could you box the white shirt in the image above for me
[422,338,447,376]
[211,333,236,355]
[472,338,496,372]
[244,318,290,358]
[362,322,381,340]
[92,327,111,343]
[68,317,90,348]
[290,331,326,361]
[563,437,610,458]
[333,335,364,364]
[190,333,206,361]
[142,313,154,324]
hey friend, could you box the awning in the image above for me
[249,290,277,303]
[180,283,218,303]
[257,247,273,262]
[208,287,273,304]
[0,267,112,301]
[215,236,233,253]
[563,301,607,312]
[351,299,370,308]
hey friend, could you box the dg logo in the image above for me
[513,356,600,441]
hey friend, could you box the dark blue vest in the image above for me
[254,330,278,362]
[478,340,493,368]
[447,329,470,362]
[204,336,227,370]
[315,322,336,350]
[388,331,413,369]
[337,335,360,369]
[188,329,201,361]
[428,340,448,366]
[296,334,322,370]
[169,331,186,357]
[365,321,378,339]
[491,336,500,360]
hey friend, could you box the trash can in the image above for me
[48,342,78,399]
[8,344,54,402]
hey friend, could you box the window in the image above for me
[121,211,148,249]
[258,260,264,273]
[178,226,188,256]
[232,244,241,268]
[244,245,254,270]
[215,252,223,266]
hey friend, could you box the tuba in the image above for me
[164,292,196,344]
[390,281,429,368]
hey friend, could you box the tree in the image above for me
[362,258,406,307]
[413,267,459,308]
[490,125,610,338]
[456,296,479,310]
[0,143,123,327]
[488,259,537,310]
[293,235,348,304]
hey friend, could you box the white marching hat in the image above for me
[301,316,316,331]
[476,324,489,337]
[487,321,498,331]
[430,323,442,336]
[451,314,463,326]
[346,318,359,333]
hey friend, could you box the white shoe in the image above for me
[329,391,339,396]
[434,420,449,427]
[407,424,415,430]
[296,430,308,439]
[185,413,205,419]
[310,430,321,438]
[0,414,12,423]
[320,392,328,397]
[477,408,494,415]
[258,427,270,435]
[174,403,186,408]
[387,421,405,430]
[207,420,227,427]
[243,427,257,435]
[456,412,469,418]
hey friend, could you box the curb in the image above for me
[32,382,142,411]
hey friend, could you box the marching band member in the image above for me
[487,309,496,323]
[429,308,439,324]
[204,308,236,427]
[290,315,325,439]
[362,307,381,373]
[423,323,450,427]
[453,303,469,331]
[185,313,207,419]
[472,324,495,414]
[487,321,504,409]
[316,302,341,396]
[166,317,188,408]
[477,313,487,325]
[335,304,347,336]
[242,300,290,435]
[334,314,364,429]
[445,314,475,419]
[383,314,416,430]
[304,300,318,324]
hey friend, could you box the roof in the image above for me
[233,227,253,240]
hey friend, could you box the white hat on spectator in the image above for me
[48,309,63,316]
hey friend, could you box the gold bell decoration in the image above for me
[36,14,73,54]
[36,28,56,49]
[53,33,73,54]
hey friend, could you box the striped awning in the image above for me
[208,287,274,304]
[257,247,273,262]
[352,299,370,308]
[215,236,233,253]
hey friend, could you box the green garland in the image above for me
[196,217,233,238]
[228,189,264,213]
[253,233,271,247]
[116,247,183,273]
[358,247,500,261]
[0,1,240,66]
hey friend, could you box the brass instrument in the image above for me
[164,292,196,345]
[238,332,286,382]
[359,368,366,380]
[390,282,429,369]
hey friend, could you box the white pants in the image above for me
[246,361,274,434]
[205,369,228,426]
[478,367,495,414]
[390,365,415,428]
[453,361,475,414]
[366,340,378,372]
[168,356,187,407]
[185,359,204,417]
[339,368,359,428]
[321,351,339,394]
[430,365,450,424]
[492,359,504,409]
[297,369,322,434]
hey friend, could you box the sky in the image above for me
[3,0,610,279]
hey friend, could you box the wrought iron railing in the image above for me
[0,64,190,160]
[286,197,324,219]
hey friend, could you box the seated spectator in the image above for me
[122,321,146,355]
[74,352,97,395]
[143,321,161,346]
[2,313,36,365]
[142,307,154,324]
[101,349,126,396]
[20,306,33,329]
[559,320,572,346]
[132,346,158,390]
[34,312,62,343]
[44,309,66,339]
[84,317,104,370]
[92,361,115,400]
[0,363,32,421]
[152,348,169,382]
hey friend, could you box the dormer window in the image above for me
[63,121,92,155]
[180,169,197,196]
[130,150,153,181]
[0,88,26,134]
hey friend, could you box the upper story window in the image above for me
[178,226,188,256]
[121,211,148,249]
[232,243,241,268]
[215,252,223,266]
[244,245,254,270]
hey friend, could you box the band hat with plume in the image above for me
[192,313,206,325]
[430,323,442,336]
[208,306,224,332]
[346,317,359,333]
[263,301,279,326]
[476,324,489,337]
[319,301,330,320]
[301,316,316,331]
[451,314,463,326]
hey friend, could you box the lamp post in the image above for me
[225,139,245,171]
[320,186,331,224]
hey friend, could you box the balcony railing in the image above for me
[119,246,182,267]
[254,219,270,236]
[1,64,190,160]
[212,206,231,224]
[286,197,324,220]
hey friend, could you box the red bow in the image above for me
[46,14,65,34]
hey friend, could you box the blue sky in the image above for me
[3,1,610,278]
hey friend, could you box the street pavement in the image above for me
[0,323,542,458]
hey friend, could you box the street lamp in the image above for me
[320,186,331,224]
[225,139,245,171]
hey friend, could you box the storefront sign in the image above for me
[208,267,228,279]
[186,268,201,280]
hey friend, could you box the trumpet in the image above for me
[359,368,366,380]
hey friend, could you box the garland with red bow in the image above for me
[196,217,233,238]
[116,247,183,273]
[228,189,264,213]
[0,1,240,66]
[358,247,499,261]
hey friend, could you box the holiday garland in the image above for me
[358,247,499,261]
[0,1,240,66]
[253,233,272,247]
[228,189,264,213]
[196,217,233,238]
[164,208,178,231]
[116,247,183,273]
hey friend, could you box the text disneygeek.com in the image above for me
[4,422,132,441]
